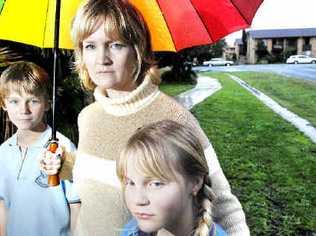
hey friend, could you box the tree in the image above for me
[155,40,227,84]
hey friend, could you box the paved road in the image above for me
[193,63,316,81]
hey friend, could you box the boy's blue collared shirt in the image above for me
[0,126,79,236]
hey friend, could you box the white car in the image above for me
[203,58,234,66]
[286,55,316,64]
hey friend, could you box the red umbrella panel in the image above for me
[130,0,264,51]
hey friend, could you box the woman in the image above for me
[58,0,249,235]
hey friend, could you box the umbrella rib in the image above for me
[155,0,177,51]
[230,0,250,25]
[42,0,50,47]
[187,0,214,43]
[0,1,5,14]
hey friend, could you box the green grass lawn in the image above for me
[231,72,316,127]
[161,74,316,235]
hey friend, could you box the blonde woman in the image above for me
[117,120,228,236]
[45,0,249,235]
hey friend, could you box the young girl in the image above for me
[117,120,227,236]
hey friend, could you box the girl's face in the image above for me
[124,158,197,235]
[82,23,137,93]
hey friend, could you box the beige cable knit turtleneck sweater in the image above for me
[72,76,249,236]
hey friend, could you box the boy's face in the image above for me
[3,90,49,131]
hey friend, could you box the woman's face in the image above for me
[82,23,137,92]
[123,158,197,235]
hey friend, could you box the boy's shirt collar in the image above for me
[7,125,52,148]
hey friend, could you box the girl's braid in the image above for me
[194,176,216,236]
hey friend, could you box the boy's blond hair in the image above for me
[117,120,215,236]
[0,61,50,107]
[71,0,155,91]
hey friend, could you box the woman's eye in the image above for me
[83,43,95,50]
[109,42,126,50]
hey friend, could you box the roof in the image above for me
[248,28,316,39]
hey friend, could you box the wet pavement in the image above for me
[175,76,221,110]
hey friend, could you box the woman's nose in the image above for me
[97,47,112,65]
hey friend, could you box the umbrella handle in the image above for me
[48,141,60,186]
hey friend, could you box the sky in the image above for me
[225,0,316,46]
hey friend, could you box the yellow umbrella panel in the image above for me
[0,0,81,49]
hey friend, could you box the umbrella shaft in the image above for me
[51,0,61,140]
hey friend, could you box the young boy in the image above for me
[0,61,80,236]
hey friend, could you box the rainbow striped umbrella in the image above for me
[0,0,263,51]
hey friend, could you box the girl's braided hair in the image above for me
[194,176,216,236]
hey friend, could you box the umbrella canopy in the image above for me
[0,0,263,51]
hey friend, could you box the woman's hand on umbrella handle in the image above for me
[39,146,63,175]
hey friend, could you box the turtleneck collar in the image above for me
[93,75,160,116]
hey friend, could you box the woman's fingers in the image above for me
[38,147,63,175]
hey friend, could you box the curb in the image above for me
[229,74,316,143]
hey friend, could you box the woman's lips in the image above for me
[97,70,114,74]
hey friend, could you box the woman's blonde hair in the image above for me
[117,120,215,236]
[0,61,50,107]
[71,0,156,91]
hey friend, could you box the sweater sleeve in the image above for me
[58,105,90,180]
[178,110,250,236]
[210,168,250,236]
[58,151,75,180]
[57,120,79,180]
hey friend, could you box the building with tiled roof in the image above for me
[245,28,316,64]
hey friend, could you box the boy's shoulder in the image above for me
[0,134,17,167]
[0,133,16,151]
[55,130,76,152]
